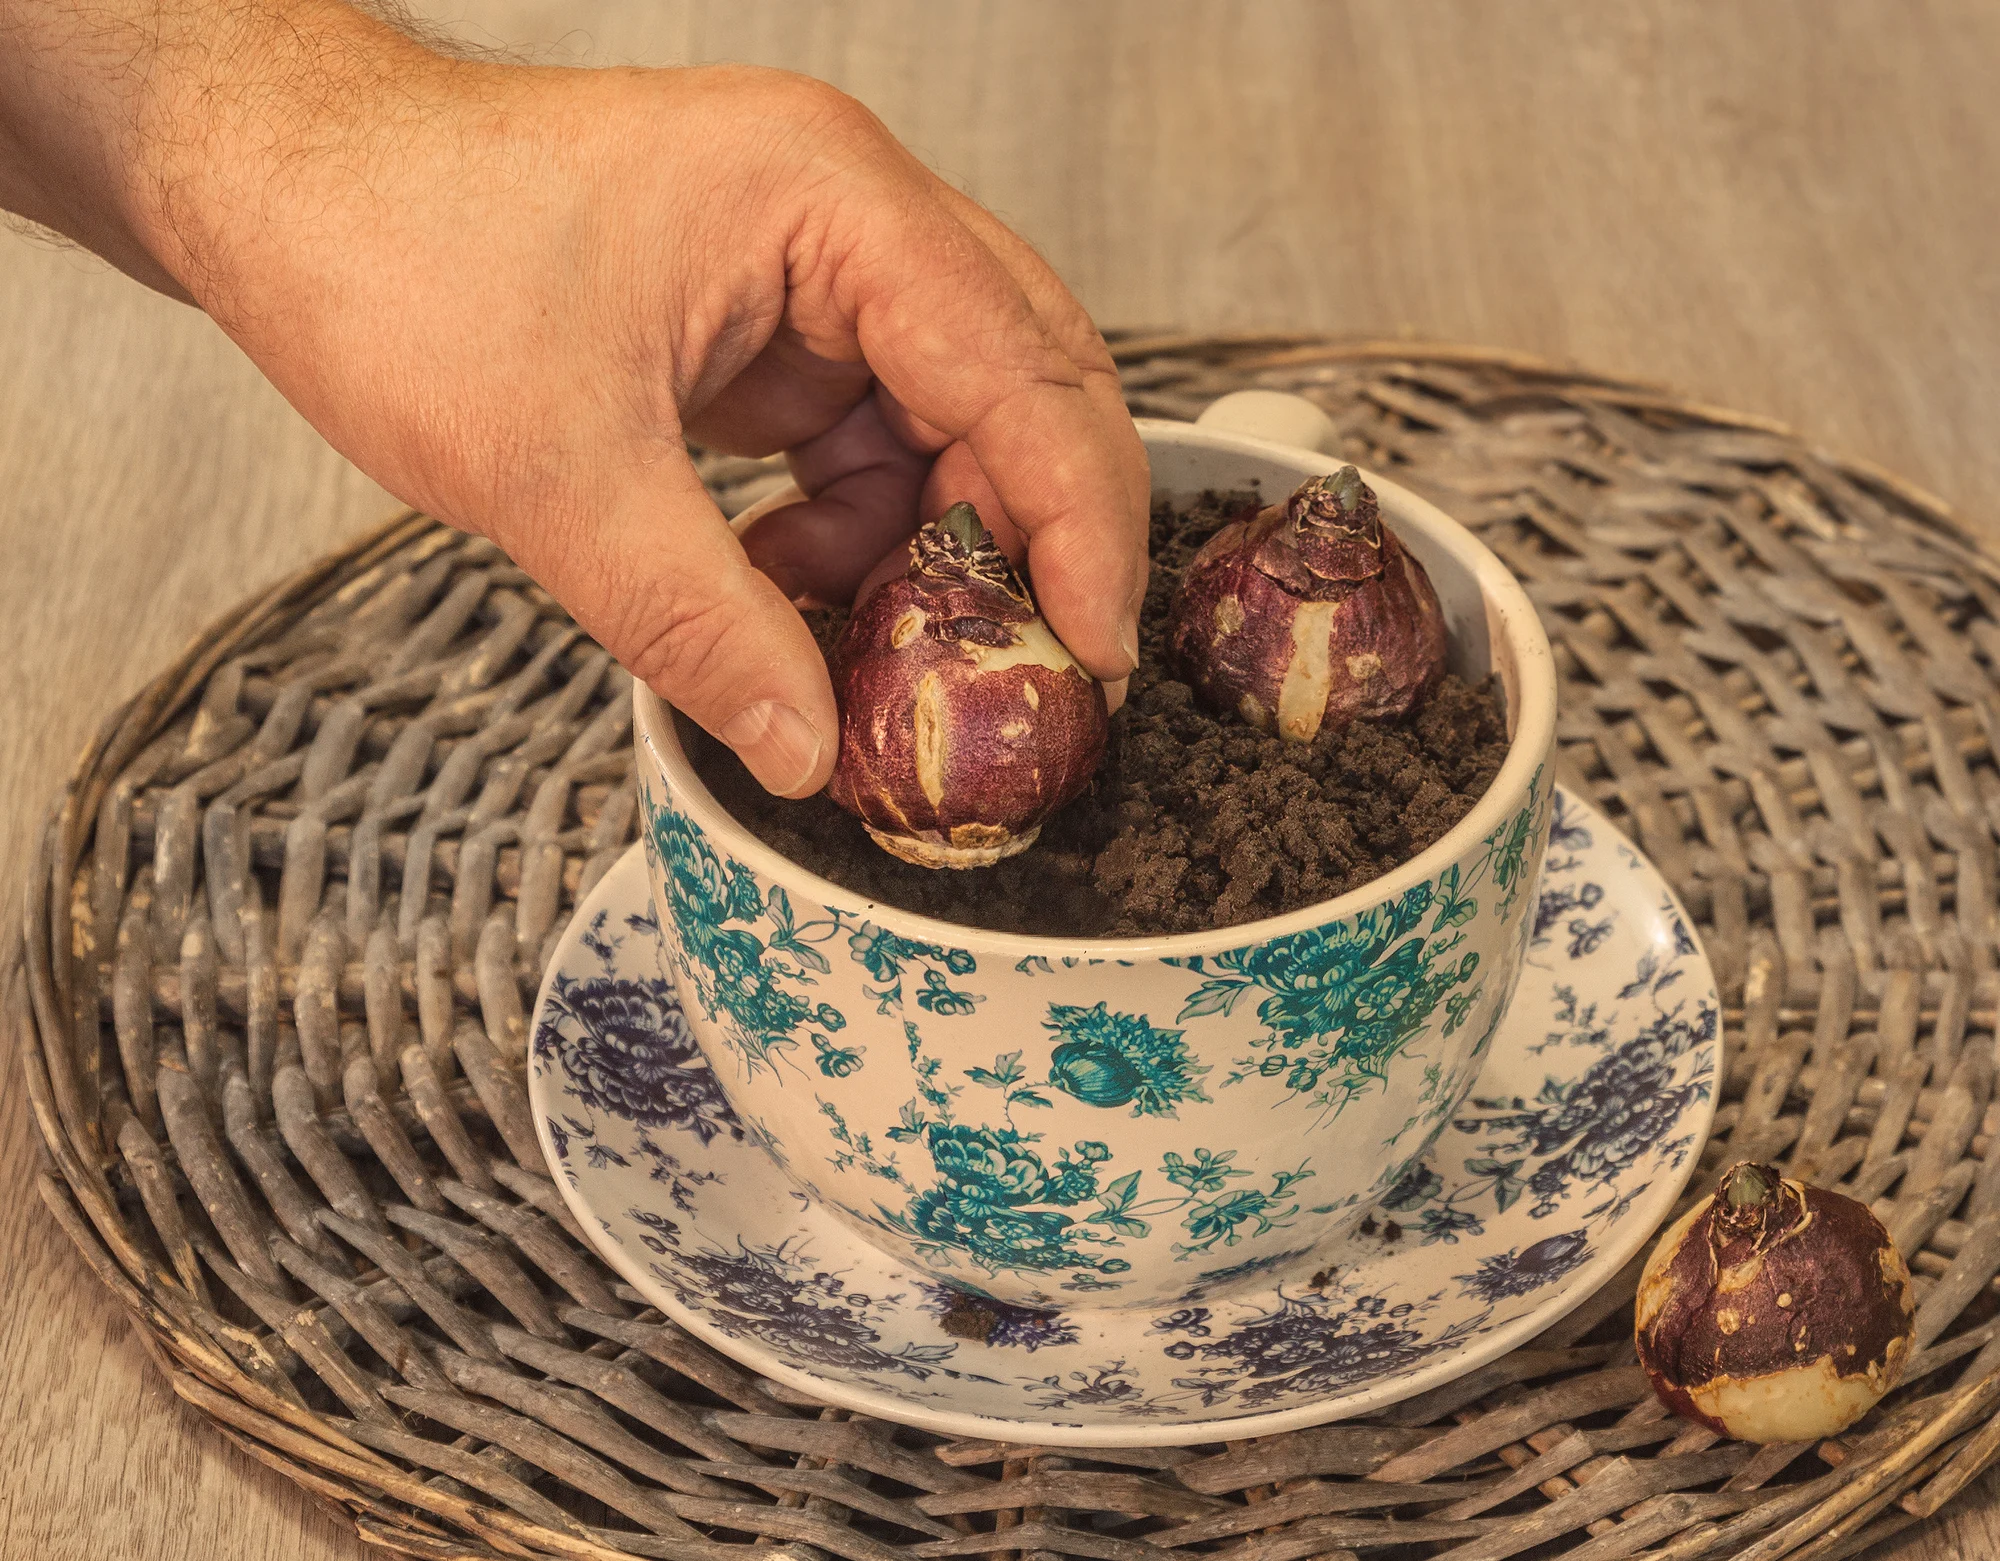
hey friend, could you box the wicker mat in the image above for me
[19,337,2000,1561]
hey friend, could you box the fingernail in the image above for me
[1120,584,1146,674]
[1119,618,1141,675]
[721,701,825,797]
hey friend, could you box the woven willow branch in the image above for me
[19,337,2000,1561]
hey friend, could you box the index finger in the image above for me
[931,184,1148,512]
[807,186,1148,679]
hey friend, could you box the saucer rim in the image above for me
[529,789,1715,1446]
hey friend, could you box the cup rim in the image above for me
[636,417,1557,960]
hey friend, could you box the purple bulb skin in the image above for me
[1165,467,1448,742]
[826,504,1109,869]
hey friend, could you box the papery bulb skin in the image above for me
[1634,1162,1916,1444]
[1166,467,1447,741]
[826,503,1109,869]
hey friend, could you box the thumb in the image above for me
[516,462,837,798]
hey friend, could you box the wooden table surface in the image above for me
[5,3,1998,1555]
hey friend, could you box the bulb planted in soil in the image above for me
[696,492,1511,936]
[825,503,1109,869]
[1166,466,1447,741]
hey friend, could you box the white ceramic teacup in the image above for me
[633,393,1557,1309]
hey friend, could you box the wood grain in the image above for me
[3,3,1997,1556]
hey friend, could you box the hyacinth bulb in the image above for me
[1635,1162,1915,1443]
[825,503,1109,869]
[1165,466,1447,741]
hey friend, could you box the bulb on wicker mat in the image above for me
[1635,1161,1915,1443]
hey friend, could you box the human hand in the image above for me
[0,1,1148,797]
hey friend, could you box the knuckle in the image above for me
[782,76,883,145]
[615,587,746,711]
[736,70,886,162]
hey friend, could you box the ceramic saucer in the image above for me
[529,787,1716,1446]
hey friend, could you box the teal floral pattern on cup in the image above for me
[1177,769,1543,1119]
[646,803,849,1076]
[812,1016,1318,1294]
[638,754,1552,1309]
[1044,1003,1210,1116]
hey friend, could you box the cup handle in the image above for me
[1194,389,1340,455]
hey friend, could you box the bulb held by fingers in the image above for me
[825,502,1108,868]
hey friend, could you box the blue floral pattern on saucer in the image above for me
[529,787,1715,1445]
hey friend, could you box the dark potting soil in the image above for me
[687,491,1512,938]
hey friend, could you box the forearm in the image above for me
[0,0,178,291]
[0,0,454,306]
